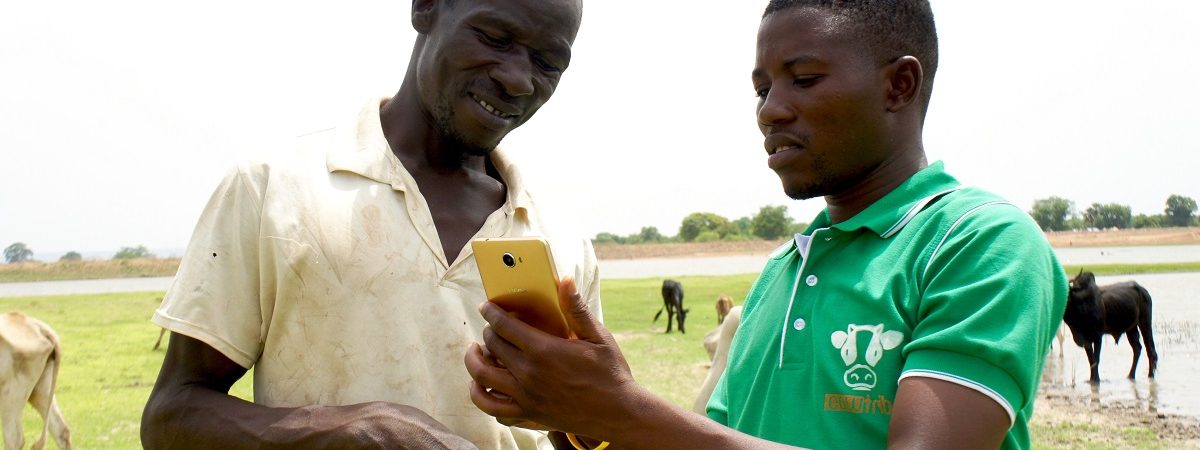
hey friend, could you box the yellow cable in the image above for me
[566,432,609,450]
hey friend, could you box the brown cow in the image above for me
[1,312,72,450]
[715,294,733,325]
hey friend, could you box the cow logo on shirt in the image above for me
[830,323,904,391]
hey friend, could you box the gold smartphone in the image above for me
[472,237,571,339]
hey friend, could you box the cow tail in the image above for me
[1135,284,1158,358]
[653,307,664,323]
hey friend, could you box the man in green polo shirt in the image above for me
[465,1,1067,449]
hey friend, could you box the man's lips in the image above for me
[469,93,520,120]
[764,133,805,169]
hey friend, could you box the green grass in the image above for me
[6,292,251,449]
[1062,262,1200,276]
[2,270,1179,448]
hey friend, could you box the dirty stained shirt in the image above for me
[153,98,602,450]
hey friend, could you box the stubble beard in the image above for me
[430,100,495,159]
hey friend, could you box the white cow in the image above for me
[1,312,71,450]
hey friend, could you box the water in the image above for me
[0,276,174,298]
[1041,272,1200,418]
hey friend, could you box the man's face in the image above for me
[416,0,581,155]
[752,7,891,200]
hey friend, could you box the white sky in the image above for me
[2,1,1198,259]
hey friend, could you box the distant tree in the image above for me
[638,226,664,243]
[1029,197,1073,231]
[751,205,792,240]
[1083,203,1132,229]
[59,251,83,261]
[4,242,34,263]
[1064,216,1087,231]
[1164,194,1197,227]
[593,232,623,244]
[733,217,753,236]
[113,245,154,260]
[694,230,721,243]
[679,212,731,242]
[1131,214,1164,229]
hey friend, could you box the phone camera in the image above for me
[502,253,516,268]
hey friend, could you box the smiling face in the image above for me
[753,7,892,200]
[414,0,581,155]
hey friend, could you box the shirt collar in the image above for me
[325,97,534,214]
[804,161,961,238]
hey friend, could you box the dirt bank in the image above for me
[1045,227,1200,248]
[1033,387,1200,448]
[597,228,1200,260]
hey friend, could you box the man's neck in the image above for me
[824,150,928,224]
[378,87,490,175]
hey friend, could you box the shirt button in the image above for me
[806,275,818,287]
[793,318,806,331]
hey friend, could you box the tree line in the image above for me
[3,243,156,264]
[594,205,808,245]
[1029,194,1197,231]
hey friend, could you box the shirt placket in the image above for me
[779,230,825,369]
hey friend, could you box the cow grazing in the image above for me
[653,279,689,334]
[1,312,72,450]
[715,294,733,325]
[1063,271,1158,383]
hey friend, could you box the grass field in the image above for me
[3,273,1173,449]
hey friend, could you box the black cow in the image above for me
[1063,270,1158,383]
[653,279,689,333]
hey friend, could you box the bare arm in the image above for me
[887,376,1009,449]
[142,333,477,449]
[464,279,801,450]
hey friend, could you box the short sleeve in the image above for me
[152,161,270,368]
[901,203,1067,423]
[576,238,604,324]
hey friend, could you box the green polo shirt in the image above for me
[707,162,1066,450]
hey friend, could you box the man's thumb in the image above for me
[558,277,604,342]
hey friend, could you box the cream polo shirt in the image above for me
[153,98,602,450]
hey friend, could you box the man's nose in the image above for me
[490,54,535,98]
[757,86,795,126]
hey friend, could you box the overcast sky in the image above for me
[2,1,1198,259]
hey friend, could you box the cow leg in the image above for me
[665,304,674,333]
[27,359,70,450]
[1083,341,1101,384]
[1124,328,1143,380]
[1137,318,1159,379]
[2,386,29,450]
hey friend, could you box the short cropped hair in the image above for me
[763,0,939,110]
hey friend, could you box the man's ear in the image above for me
[412,0,438,33]
[884,56,923,113]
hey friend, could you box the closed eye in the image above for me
[794,76,821,88]
[476,29,510,49]
[533,55,562,73]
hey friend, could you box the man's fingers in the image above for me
[468,380,526,419]
[464,341,521,396]
[558,277,607,344]
[478,301,544,351]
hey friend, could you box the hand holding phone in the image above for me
[472,237,572,339]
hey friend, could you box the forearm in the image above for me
[600,387,799,450]
[142,384,470,449]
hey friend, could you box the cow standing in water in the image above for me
[1063,270,1158,383]
[1,312,72,450]
[654,279,689,334]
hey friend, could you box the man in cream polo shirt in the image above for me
[141,0,596,449]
